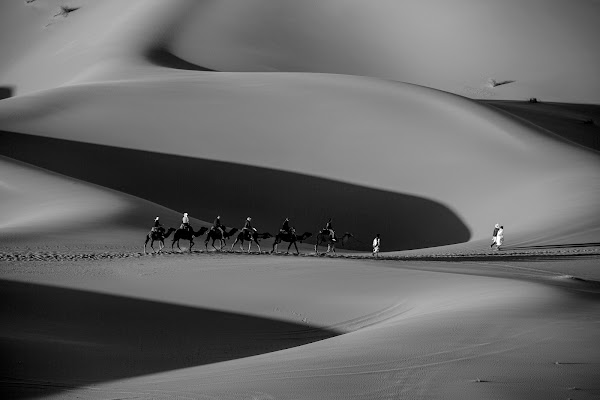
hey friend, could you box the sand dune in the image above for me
[1,0,599,250]
[1,72,599,250]
[0,1,599,399]
[2,255,599,399]
[0,156,204,252]
[3,1,600,102]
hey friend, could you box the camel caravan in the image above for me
[144,214,353,255]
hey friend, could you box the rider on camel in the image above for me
[280,217,292,236]
[212,215,224,235]
[243,217,257,239]
[325,218,336,242]
[151,216,162,233]
[181,212,192,232]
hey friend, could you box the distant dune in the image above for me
[2,0,600,102]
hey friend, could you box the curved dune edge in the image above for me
[2,255,598,399]
[1,74,599,250]
[0,156,204,251]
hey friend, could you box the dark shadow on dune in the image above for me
[145,47,215,71]
[0,279,338,399]
[0,86,13,100]
[0,131,471,251]
[481,100,600,152]
[508,242,600,250]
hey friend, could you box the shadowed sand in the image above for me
[1,255,599,400]
[482,101,600,151]
[0,278,338,399]
[0,155,206,252]
[0,87,13,101]
[0,131,471,251]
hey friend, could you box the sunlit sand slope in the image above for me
[2,0,600,102]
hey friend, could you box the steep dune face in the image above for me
[1,74,598,249]
[0,156,192,251]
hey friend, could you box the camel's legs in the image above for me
[286,241,293,254]
[189,239,194,252]
[144,235,155,255]
[293,241,299,255]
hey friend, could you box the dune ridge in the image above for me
[1,73,599,249]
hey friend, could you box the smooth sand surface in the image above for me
[2,255,599,399]
[1,1,599,399]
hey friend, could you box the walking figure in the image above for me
[372,234,381,257]
[493,226,504,250]
[490,223,500,249]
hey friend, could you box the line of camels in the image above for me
[144,225,354,255]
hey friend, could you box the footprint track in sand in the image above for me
[1,248,598,263]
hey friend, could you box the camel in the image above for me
[314,231,354,254]
[171,226,209,252]
[231,230,273,253]
[271,229,312,254]
[144,227,176,254]
[204,227,239,251]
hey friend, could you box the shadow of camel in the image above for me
[0,131,471,251]
[0,279,338,399]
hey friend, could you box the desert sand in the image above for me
[1,1,599,399]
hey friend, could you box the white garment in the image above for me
[182,215,190,224]
[372,238,380,253]
[495,228,504,246]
